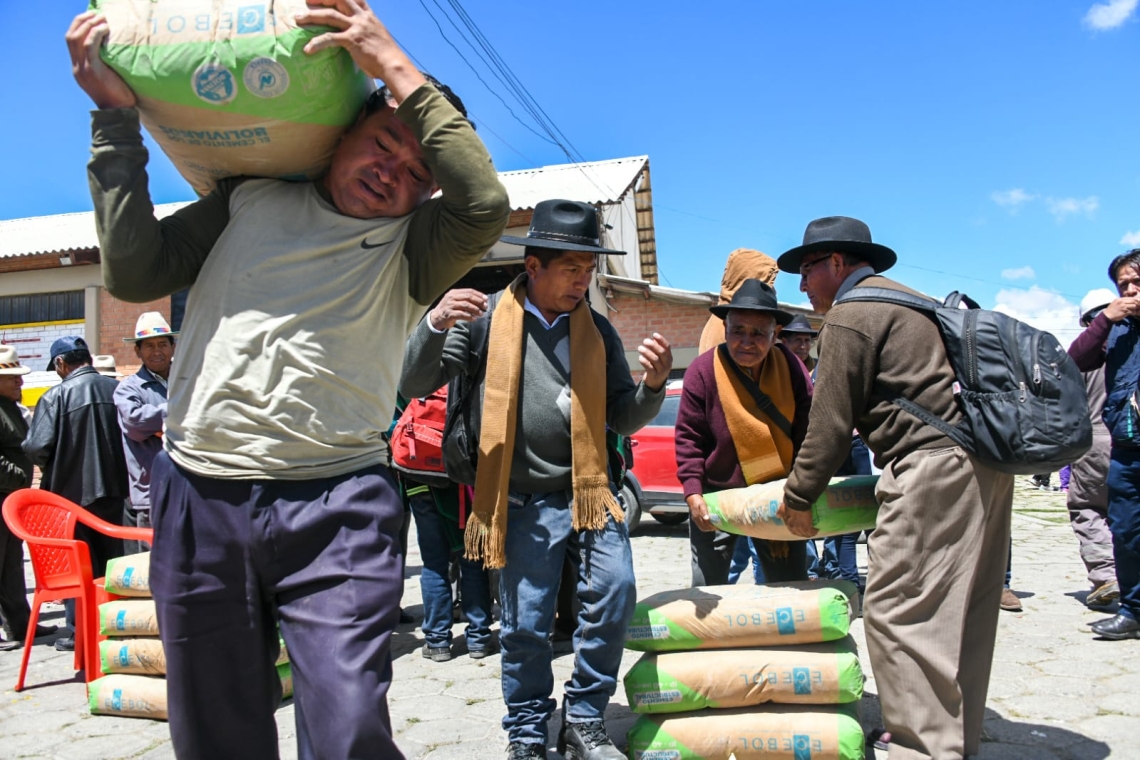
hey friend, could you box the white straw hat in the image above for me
[124,312,178,343]
[0,346,30,375]
[93,355,123,378]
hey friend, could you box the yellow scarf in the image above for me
[465,276,622,569]
[712,345,796,485]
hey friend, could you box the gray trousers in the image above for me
[1070,505,1115,587]
[865,446,1013,760]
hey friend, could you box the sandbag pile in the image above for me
[90,551,293,720]
[705,475,879,540]
[624,581,865,760]
[92,0,375,195]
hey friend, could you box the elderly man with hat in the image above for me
[675,279,813,587]
[0,347,58,650]
[773,217,1014,760]
[24,336,129,652]
[779,314,819,373]
[400,199,672,760]
[114,312,176,554]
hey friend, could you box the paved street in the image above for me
[1,479,1136,759]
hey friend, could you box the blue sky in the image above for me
[4,1,1137,345]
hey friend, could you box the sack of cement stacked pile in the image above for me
[623,637,863,713]
[92,0,374,195]
[90,665,295,720]
[705,475,879,540]
[627,705,864,760]
[99,599,160,636]
[104,552,151,597]
[100,637,167,675]
[626,581,855,652]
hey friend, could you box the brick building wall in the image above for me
[99,291,172,375]
[604,292,714,380]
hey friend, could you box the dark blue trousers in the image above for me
[1107,447,1140,620]
[150,452,406,760]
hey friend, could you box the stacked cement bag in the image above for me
[89,551,293,720]
[624,582,865,760]
[92,0,375,195]
[705,475,879,540]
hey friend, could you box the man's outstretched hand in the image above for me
[67,12,137,110]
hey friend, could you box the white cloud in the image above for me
[1045,195,1099,221]
[1084,0,1138,30]
[993,287,1082,348]
[1000,266,1036,281]
[1121,230,1140,247]
[990,188,1036,210]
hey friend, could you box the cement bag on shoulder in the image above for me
[92,0,374,195]
[89,674,168,720]
[623,637,863,713]
[100,637,167,675]
[705,475,879,540]
[279,662,294,698]
[626,581,854,652]
[99,599,160,636]
[627,706,864,760]
[104,551,151,597]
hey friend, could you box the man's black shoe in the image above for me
[506,742,546,759]
[557,717,624,760]
[54,635,75,652]
[421,643,452,662]
[1090,613,1140,640]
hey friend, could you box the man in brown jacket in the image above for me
[775,217,1014,760]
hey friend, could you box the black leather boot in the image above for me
[556,703,625,760]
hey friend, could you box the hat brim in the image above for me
[0,366,30,376]
[776,241,897,274]
[709,304,796,327]
[124,331,179,343]
[780,325,819,336]
[500,235,627,256]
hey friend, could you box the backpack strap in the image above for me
[834,286,940,312]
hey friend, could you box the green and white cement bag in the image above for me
[626,581,855,652]
[705,475,879,540]
[104,551,151,597]
[627,706,864,760]
[91,0,375,195]
[623,638,863,713]
[89,673,168,720]
[99,599,160,636]
[100,637,166,675]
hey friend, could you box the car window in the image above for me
[648,395,680,427]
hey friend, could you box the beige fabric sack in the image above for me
[100,637,167,675]
[104,552,151,597]
[705,476,879,540]
[88,674,169,720]
[99,599,160,636]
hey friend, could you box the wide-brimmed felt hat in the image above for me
[709,279,794,326]
[124,312,178,343]
[777,216,897,274]
[500,199,626,255]
[47,336,88,371]
[781,314,819,336]
[93,355,122,378]
[0,346,29,376]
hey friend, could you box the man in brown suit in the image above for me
[775,217,1014,760]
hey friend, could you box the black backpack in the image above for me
[834,287,1092,474]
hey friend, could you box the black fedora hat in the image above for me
[500,199,626,255]
[780,314,818,336]
[709,279,794,326]
[777,216,896,274]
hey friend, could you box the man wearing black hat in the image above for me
[400,199,672,760]
[24,336,129,652]
[675,278,813,587]
[774,217,1014,760]
[779,314,818,373]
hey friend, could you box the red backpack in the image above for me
[389,389,451,487]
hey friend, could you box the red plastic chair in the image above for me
[1,489,153,691]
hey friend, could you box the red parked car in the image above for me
[620,382,688,533]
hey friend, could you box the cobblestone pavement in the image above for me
[1,479,1136,759]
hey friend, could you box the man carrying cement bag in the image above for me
[67,1,510,757]
[676,278,813,586]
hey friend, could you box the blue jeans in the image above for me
[409,492,493,650]
[727,534,764,584]
[811,436,872,589]
[1107,447,1140,620]
[499,489,636,745]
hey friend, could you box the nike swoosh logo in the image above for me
[360,235,397,250]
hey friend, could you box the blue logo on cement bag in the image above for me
[793,734,812,760]
[793,667,812,694]
[194,63,237,105]
[244,58,289,99]
[237,5,266,34]
[117,645,130,667]
[115,609,127,630]
[122,567,134,587]
[776,607,796,635]
[111,688,123,711]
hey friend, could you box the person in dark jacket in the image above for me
[1069,250,1140,639]
[23,336,128,651]
[0,346,57,650]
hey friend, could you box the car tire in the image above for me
[651,511,689,526]
[620,483,642,534]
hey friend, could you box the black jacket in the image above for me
[0,398,32,498]
[23,366,128,506]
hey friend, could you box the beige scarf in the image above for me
[465,276,623,569]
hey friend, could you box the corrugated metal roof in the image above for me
[0,202,192,259]
[0,155,648,260]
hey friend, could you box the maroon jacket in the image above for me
[675,343,813,499]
